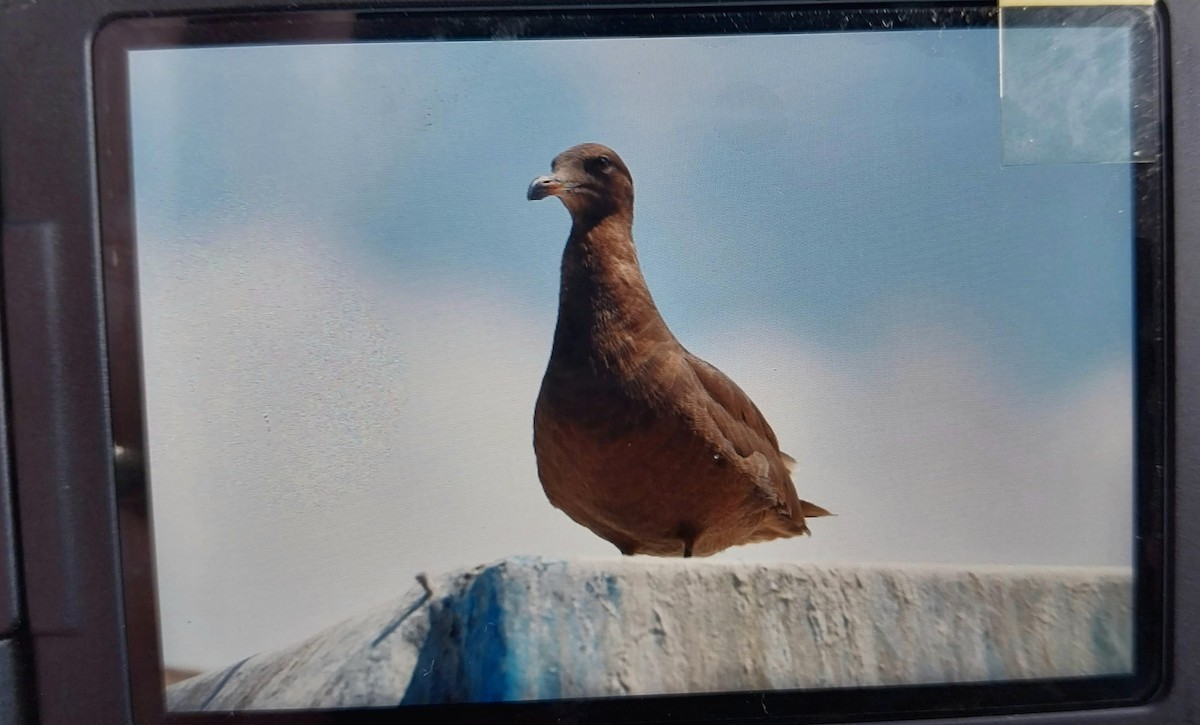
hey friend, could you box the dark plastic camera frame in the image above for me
[0,1,1191,724]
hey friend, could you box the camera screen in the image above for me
[111,8,1164,713]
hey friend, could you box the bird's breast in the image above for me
[535,356,659,444]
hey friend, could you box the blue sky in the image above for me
[130,29,1133,397]
[128,28,1138,671]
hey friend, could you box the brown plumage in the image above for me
[528,143,832,558]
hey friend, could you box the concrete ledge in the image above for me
[167,557,1133,710]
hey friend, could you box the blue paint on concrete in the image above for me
[981,637,1007,680]
[605,574,620,602]
[1090,612,1128,673]
[458,567,510,701]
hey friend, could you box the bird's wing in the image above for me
[680,352,799,512]
[679,352,833,521]
[683,353,781,453]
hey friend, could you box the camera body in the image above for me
[1,1,1197,723]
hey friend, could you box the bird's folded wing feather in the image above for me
[680,352,798,513]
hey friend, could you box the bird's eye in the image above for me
[595,156,612,171]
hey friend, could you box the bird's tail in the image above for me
[800,500,834,518]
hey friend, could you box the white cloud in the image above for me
[141,223,617,671]
[692,318,1133,569]
[140,224,1132,671]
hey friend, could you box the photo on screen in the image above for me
[108,11,1163,712]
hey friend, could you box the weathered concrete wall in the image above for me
[168,557,1133,711]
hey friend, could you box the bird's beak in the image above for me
[528,175,566,201]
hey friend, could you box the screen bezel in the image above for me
[90,5,1171,723]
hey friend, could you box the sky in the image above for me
[128,27,1137,672]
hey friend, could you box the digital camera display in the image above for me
[104,8,1164,713]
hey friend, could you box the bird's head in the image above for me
[527,143,634,223]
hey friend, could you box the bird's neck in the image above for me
[565,213,640,281]
[551,214,673,369]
